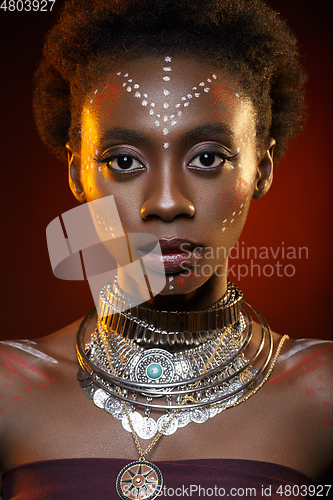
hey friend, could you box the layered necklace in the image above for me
[76,280,288,500]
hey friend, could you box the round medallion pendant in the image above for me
[116,460,163,500]
[127,349,175,396]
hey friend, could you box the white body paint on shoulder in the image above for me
[0,340,58,364]
[278,338,331,363]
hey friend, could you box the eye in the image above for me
[105,154,144,171]
[188,151,226,169]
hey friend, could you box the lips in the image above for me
[139,238,203,274]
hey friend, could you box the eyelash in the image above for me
[92,147,238,175]
[188,148,238,171]
[92,151,144,175]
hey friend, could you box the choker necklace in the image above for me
[99,279,243,346]
[76,281,288,500]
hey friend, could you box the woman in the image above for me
[0,0,332,498]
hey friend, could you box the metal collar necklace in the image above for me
[76,281,289,500]
[99,279,242,346]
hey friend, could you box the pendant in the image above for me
[116,460,163,500]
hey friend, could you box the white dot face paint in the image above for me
[80,57,259,300]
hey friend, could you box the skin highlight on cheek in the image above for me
[78,57,261,302]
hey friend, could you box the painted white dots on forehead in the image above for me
[88,56,245,152]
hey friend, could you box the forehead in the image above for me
[82,56,256,144]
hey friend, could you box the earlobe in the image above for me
[252,138,275,200]
[66,142,86,203]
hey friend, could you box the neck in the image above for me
[117,269,228,312]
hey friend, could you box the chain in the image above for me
[210,334,288,410]
[99,314,288,461]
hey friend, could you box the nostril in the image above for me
[140,193,195,222]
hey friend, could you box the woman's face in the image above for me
[72,57,272,306]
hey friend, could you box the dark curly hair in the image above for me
[33,0,307,163]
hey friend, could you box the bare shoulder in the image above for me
[271,336,333,387]
[0,317,87,427]
[270,336,333,431]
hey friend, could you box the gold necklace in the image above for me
[99,318,288,500]
[106,325,229,499]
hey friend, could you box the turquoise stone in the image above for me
[146,363,163,380]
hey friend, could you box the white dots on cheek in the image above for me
[164,142,169,149]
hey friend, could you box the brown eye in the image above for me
[199,153,216,167]
[115,155,133,169]
[106,154,143,171]
[189,152,225,169]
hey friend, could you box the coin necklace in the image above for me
[102,318,287,500]
[111,320,235,500]
[78,299,270,439]
[84,313,249,438]
[76,313,288,500]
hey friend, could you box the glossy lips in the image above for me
[140,238,203,274]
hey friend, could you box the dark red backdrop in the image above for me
[0,0,332,341]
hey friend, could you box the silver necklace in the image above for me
[99,279,243,346]
[77,290,271,439]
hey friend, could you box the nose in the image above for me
[140,168,195,222]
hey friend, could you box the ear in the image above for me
[66,142,86,203]
[252,138,275,200]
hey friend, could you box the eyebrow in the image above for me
[98,128,148,145]
[97,123,233,146]
[184,124,234,142]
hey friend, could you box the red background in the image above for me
[0,0,332,341]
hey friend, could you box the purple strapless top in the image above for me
[2,458,317,499]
